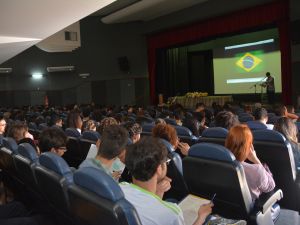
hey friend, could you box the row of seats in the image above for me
[0,142,142,225]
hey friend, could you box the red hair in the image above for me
[225,124,253,161]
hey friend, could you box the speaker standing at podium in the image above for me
[263,72,275,104]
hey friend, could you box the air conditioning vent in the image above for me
[0,68,12,73]
[47,66,75,72]
[79,73,90,78]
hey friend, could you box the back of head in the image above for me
[274,117,298,143]
[98,125,128,160]
[266,72,270,77]
[67,110,82,129]
[126,137,168,181]
[215,111,239,130]
[7,122,28,142]
[97,117,118,135]
[253,107,268,121]
[123,122,142,138]
[39,128,68,153]
[152,123,178,146]
[225,124,253,161]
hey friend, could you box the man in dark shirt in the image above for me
[264,72,275,104]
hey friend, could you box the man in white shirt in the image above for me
[120,137,213,225]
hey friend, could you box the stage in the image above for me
[170,95,233,108]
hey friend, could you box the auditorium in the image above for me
[1,0,300,224]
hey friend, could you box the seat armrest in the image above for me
[254,189,283,213]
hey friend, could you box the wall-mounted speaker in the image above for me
[117,56,130,73]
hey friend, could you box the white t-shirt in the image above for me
[86,144,98,159]
[120,182,185,225]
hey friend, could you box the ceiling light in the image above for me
[32,73,43,79]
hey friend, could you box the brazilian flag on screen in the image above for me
[235,50,264,72]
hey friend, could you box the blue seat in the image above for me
[239,115,254,123]
[13,143,39,192]
[183,143,283,223]
[0,138,18,173]
[141,123,155,136]
[63,136,83,168]
[253,129,300,211]
[267,116,281,124]
[165,118,177,126]
[65,128,81,138]
[2,137,18,153]
[38,123,48,131]
[160,139,188,201]
[34,152,73,219]
[174,125,198,145]
[199,127,228,146]
[68,167,142,225]
[81,131,100,142]
[247,121,268,130]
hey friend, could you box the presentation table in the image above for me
[170,95,233,108]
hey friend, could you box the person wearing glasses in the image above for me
[39,128,68,156]
[120,137,213,225]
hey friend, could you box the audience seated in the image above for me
[215,111,239,130]
[80,125,128,181]
[274,117,300,169]
[123,122,142,144]
[39,128,68,157]
[225,124,275,200]
[247,107,273,130]
[120,137,213,225]
[152,124,190,156]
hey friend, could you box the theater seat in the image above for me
[160,139,188,201]
[68,167,142,225]
[198,127,228,145]
[13,143,39,192]
[81,131,100,142]
[65,128,81,138]
[63,137,83,168]
[174,125,199,145]
[141,123,155,136]
[247,121,268,130]
[253,129,300,212]
[183,143,283,224]
[34,152,73,221]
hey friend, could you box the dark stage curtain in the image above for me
[147,0,291,104]
[156,48,189,99]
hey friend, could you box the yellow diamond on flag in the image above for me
[236,52,262,72]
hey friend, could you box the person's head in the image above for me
[124,122,142,143]
[274,117,298,143]
[0,116,7,135]
[193,111,206,125]
[155,118,166,125]
[266,72,271,77]
[195,102,205,112]
[152,123,178,148]
[97,117,118,135]
[51,115,63,127]
[67,111,82,129]
[225,124,253,162]
[126,137,168,182]
[276,105,287,117]
[39,128,68,156]
[7,122,28,142]
[253,107,268,123]
[98,125,128,160]
[82,119,97,132]
[215,111,239,130]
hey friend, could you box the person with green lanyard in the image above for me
[120,137,213,225]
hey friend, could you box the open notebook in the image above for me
[178,194,210,225]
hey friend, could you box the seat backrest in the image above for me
[183,143,252,219]
[160,139,188,201]
[34,152,73,213]
[63,137,83,168]
[38,123,48,131]
[141,123,154,135]
[14,143,39,191]
[81,131,100,142]
[165,118,177,126]
[65,128,81,138]
[175,126,199,145]
[2,137,18,153]
[267,116,281,124]
[239,115,254,123]
[199,127,227,146]
[246,121,268,130]
[252,129,298,211]
[68,167,142,225]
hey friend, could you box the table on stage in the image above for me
[170,95,233,108]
